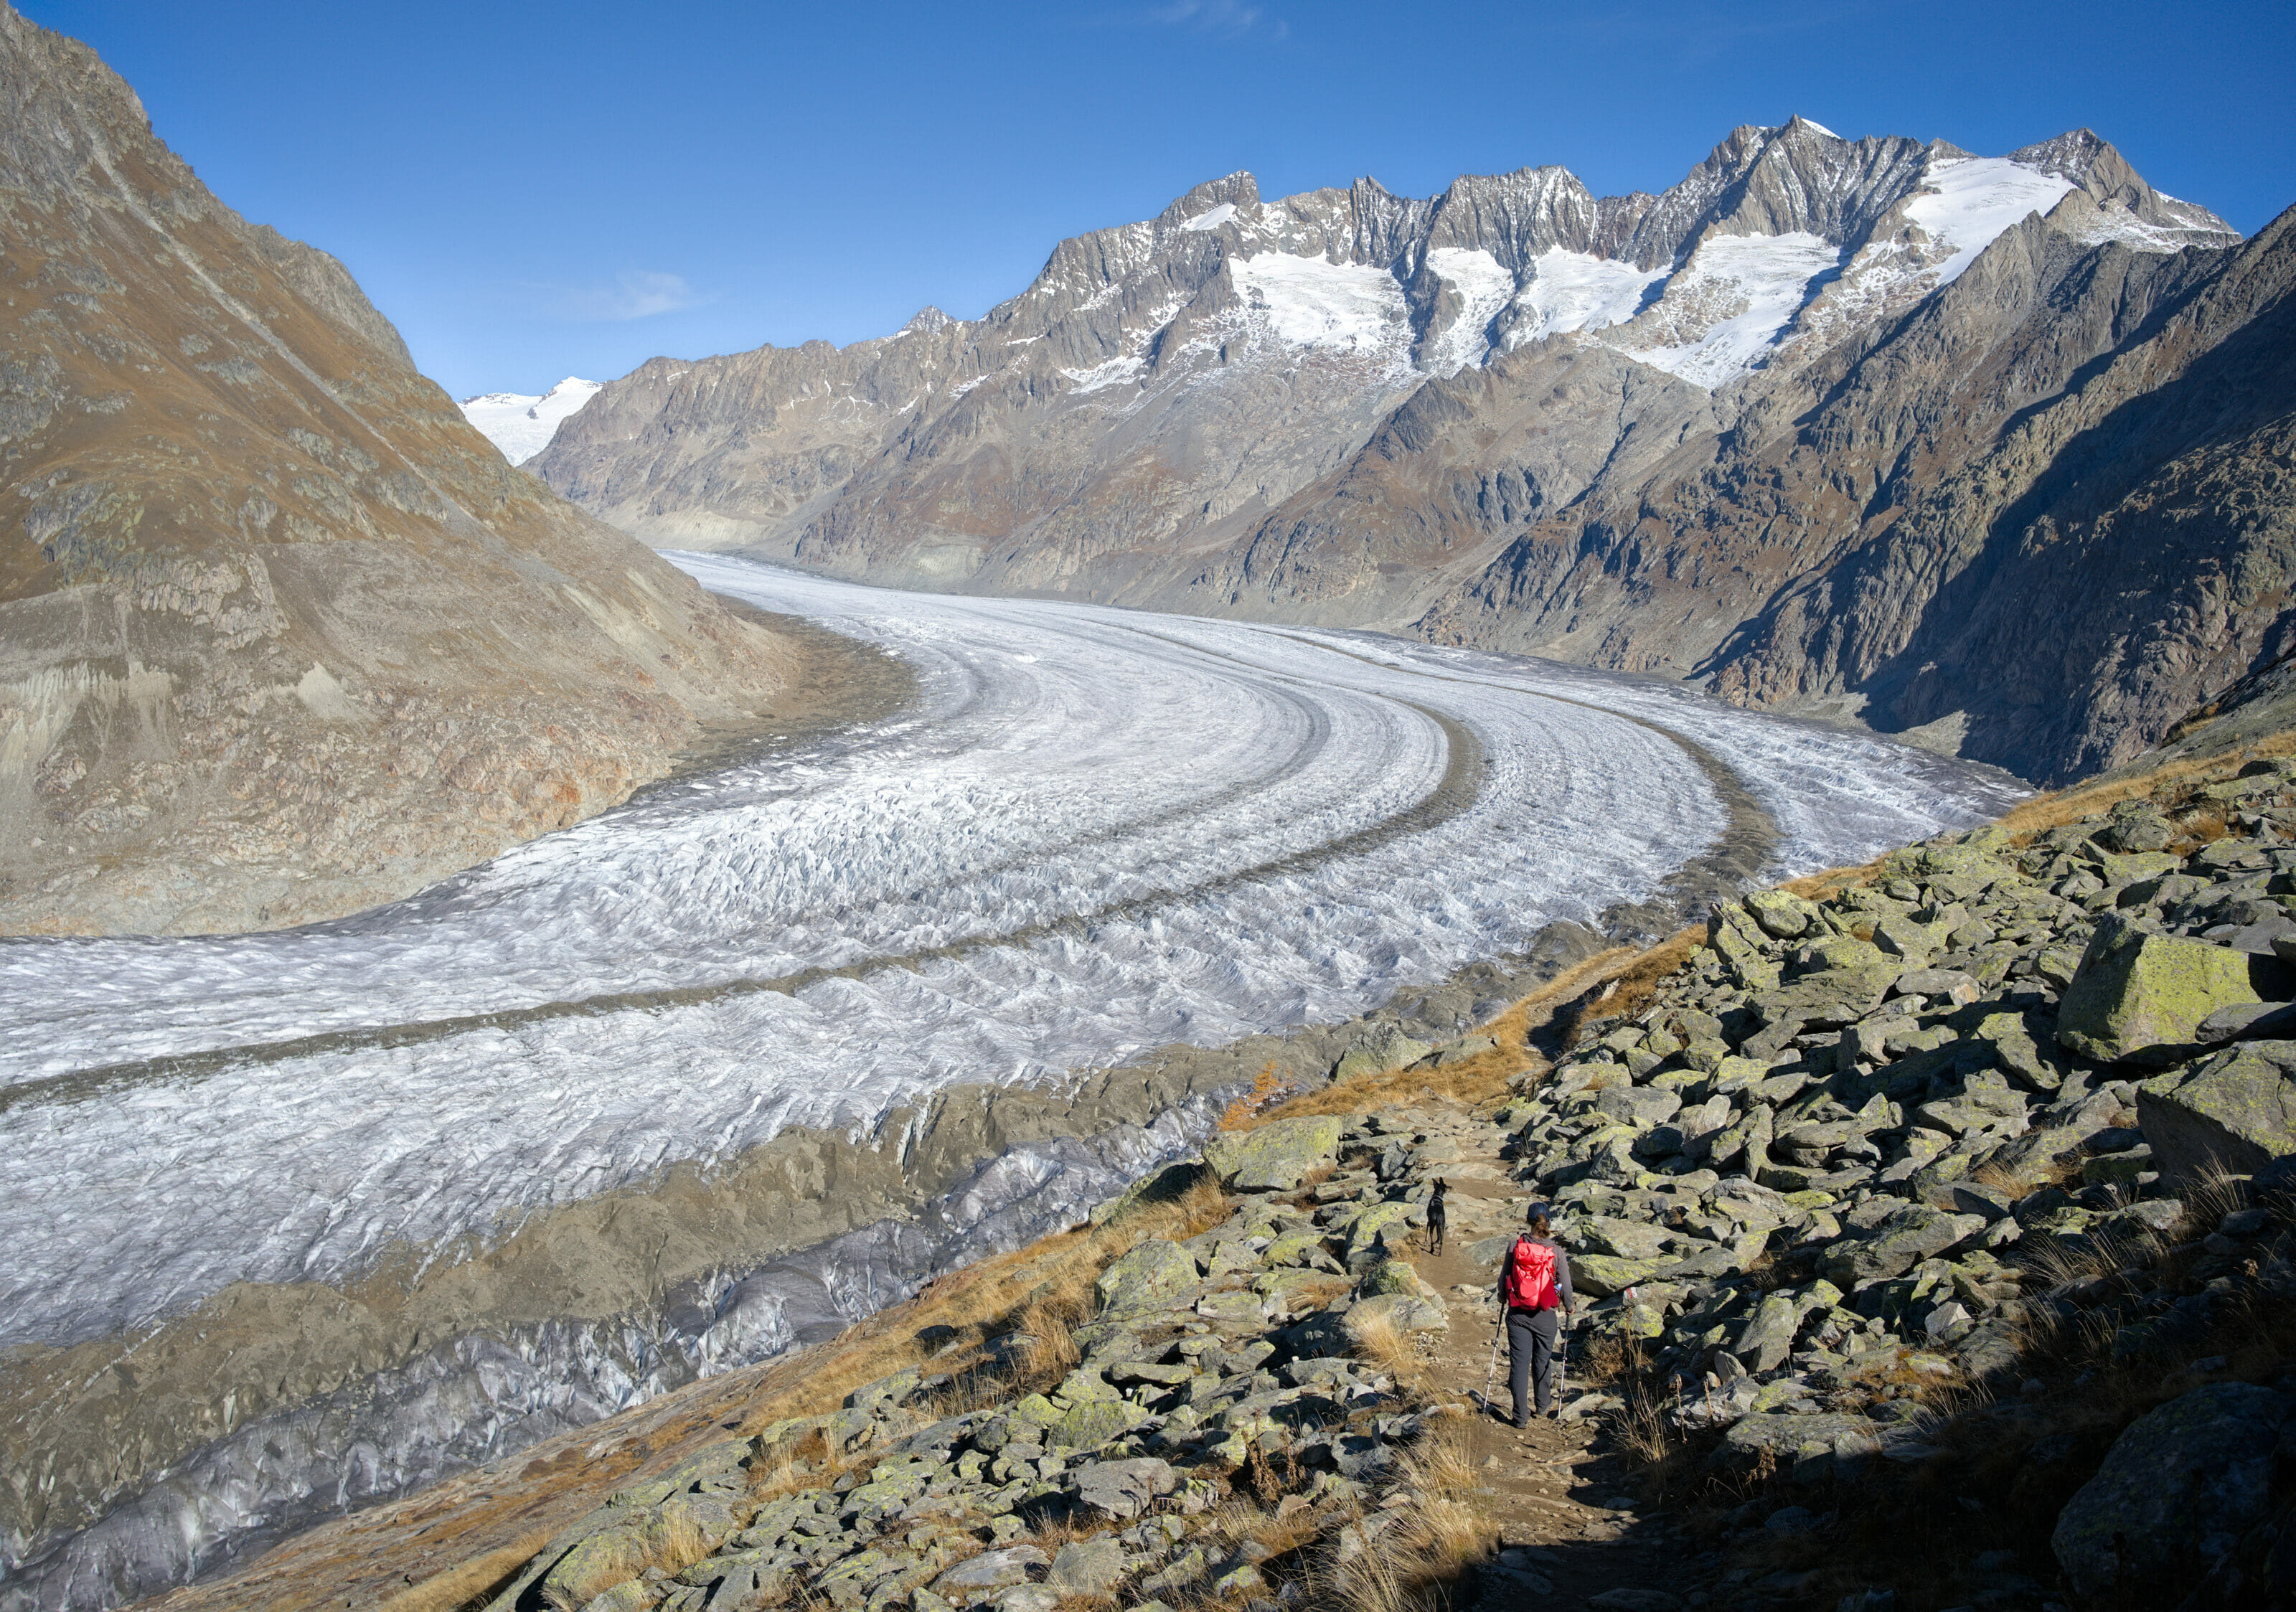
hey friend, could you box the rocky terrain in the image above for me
[0,6,804,935]
[128,743,2296,1612]
[526,121,2294,785]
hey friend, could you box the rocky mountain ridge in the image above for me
[0,6,801,934]
[529,121,2291,786]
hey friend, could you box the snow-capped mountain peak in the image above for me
[459,376,603,464]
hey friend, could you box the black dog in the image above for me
[1426,1177,1449,1256]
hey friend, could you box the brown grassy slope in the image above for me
[0,4,799,934]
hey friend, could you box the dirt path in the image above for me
[1358,1093,1723,1611]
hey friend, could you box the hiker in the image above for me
[1497,1202,1574,1427]
[1426,1177,1449,1256]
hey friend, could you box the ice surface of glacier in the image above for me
[0,560,2025,1346]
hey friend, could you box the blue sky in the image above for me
[24,1,2292,399]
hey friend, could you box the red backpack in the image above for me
[1504,1235,1558,1310]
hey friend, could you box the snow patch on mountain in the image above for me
[1231,253,1410,354]
[459,377,602,465]
[1903,156,2077,287]
[1424,248,1515,374]
[1182,202,1237,232]
[1506,249,1668,347]
[1617,232,1843,388]
[1062,355,1145,395]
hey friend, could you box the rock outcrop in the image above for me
[0,6,800,934]
[528,121,2290,786]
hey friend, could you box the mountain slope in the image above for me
[530,121,2272,785]
[0,7,800,934]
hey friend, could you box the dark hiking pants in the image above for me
[1507,1306,1559,1424]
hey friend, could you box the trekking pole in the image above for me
[1481,1314,1505,1413]
[1555,1317,1569,1413]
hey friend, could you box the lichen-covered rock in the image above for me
[2051,1383,2295,1597]
[1332,1024,1432,1083]
[1203,1116,1345,1191]
[1069,1457,1177,1519]
[1046,1537,1130,1591]
[540,1524,658,1611]
[1733,1293,1801,1375]
[1095,1240,1199,1314]
[1050,1397,1152,1450]
[2137,1040,2296,1177]
[932,1544,1049,1595]
[1570,1216,1673,1261]
[1821,1205,1983,1286]
[1744,889,1822,939]
[1594,1084,1683,1128]
[1571,1254,1662,1298]
[2057,916,2264,1064]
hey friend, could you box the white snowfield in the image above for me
[0,560,2025,1348]
[1130,149,2207,397]
[1231,252,1411,354]
[458,376,603,464]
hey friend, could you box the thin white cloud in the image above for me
[1107,1,1285,37]
[550,271,703,323]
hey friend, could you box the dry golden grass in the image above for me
[1245,944,1642,1126]
[1996,732,2296,839]
[1347,1311,1419,1387]
[375,1536,551,1612]
[1218,1062,1297,1130]
[1561,925,1707,1050]
[1314,1419,1494,1612]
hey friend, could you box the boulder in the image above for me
[1595,1084,1683,1128]
[1707,907,1782,989]
[2051,1383,2295,1598]
[1094,1240,1199,1314]
[2137,1041,2296,1179]
[1046,1539,1129,1593]
[843,1368,920,1414]
[1733,1293,1801,1375]
[1050,1397,1152,1450]
[1332,1024,1432,1083]
[541,1527,655,1611]
[1069,1457,1177,1520]
[1571,1254,1661,1298]
[1745,889,1822,940]
[2056,917,2265,1065]
[932,1545,1049,1596]
[1718,1413,1890,1466]
[1571,1216,1674,1261]
[1821,1205,1984,1286]
[1088,1159,1211,1226]
[1203,1116,1345,1191]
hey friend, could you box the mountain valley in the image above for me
[529,122,2292,786]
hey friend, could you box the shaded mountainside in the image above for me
[530,120,2292,786]
[0,6,800,935]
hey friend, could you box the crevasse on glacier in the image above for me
[0,558,2025,1348]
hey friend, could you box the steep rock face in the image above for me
[533,120,2270,785]
[0,7,799,934]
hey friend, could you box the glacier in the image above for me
[458,376,603,463]
[0,559,2027,1353]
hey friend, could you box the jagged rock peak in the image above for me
[1155,171,1261,230]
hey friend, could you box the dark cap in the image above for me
[1526,1202,1553,1226]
